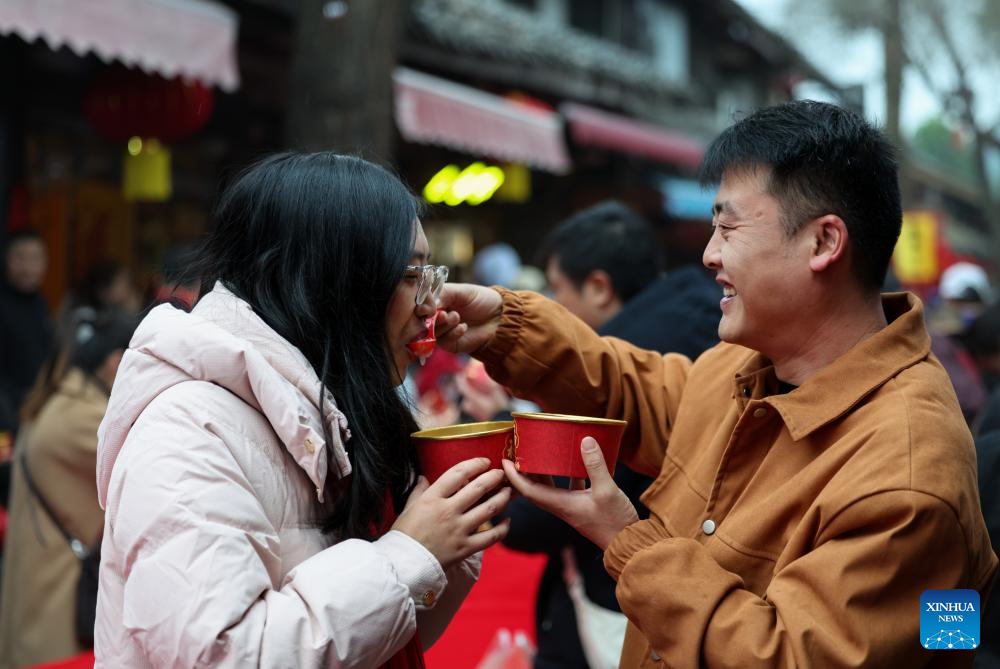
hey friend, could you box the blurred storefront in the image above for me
[1,0,858,306]
[396,0,853,274]
[0,0,290,309]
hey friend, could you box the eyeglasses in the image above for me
[405,264,449,306]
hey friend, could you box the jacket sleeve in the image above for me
[417,552,481,649]
[605,490,983,668]
[107,406,447,669]
[476,289,691,477]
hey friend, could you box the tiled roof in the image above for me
[407,0,690,102]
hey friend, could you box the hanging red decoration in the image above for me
[83,66,214,143]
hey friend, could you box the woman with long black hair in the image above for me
[92,153,510,667]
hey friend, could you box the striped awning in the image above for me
[394,67,571,174]
[561,102,704,170]
[0,0,239,91]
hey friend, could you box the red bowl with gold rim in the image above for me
[510,412,626,478]
[411,421,515,483]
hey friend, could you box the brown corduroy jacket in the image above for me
[477,289,997,668]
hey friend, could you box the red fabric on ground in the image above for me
[27,650,95,669]
[425,544,546,669]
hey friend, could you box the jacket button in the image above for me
[702,519,717,535]
[752,407,767,418]
[303,437,316,454]
[421,590,436,607]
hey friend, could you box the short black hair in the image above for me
[699,100,901,290]
[963,303,1000,358]
[4,227,43,251]
[538,200,662,302]
[71,311,138,375]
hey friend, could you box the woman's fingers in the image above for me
[411,475,429,496]
[463,485,512,530]
[431,457,492,498]
[449,467,507,510]
[463,517,511,555]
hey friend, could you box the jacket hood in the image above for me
[96,282,351,508]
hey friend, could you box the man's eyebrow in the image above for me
[712,201,737,217]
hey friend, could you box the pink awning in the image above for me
[394,67,571,175]
[0,0,239,91]
[561,102,704,169]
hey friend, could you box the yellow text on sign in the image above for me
[424,163,506,206]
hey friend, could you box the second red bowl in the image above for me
[510,412,626,478]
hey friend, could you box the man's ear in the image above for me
[581,269,617,307]
[808,215,848,273]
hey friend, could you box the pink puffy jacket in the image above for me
[94,283,479,668]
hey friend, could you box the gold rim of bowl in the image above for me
[411,421,515,440]
[510,412,627,426]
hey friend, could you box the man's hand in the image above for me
[435,283,504,354]
[501,437,639,550]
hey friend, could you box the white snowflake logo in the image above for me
[923,630,977,650]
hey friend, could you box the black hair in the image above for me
[3,227,44,258]
[4,227,43,246]
[161,244,199,285]
[962,303,1000,358]
[699,100,902,290]
[537,200,662,302]
[73,259,126,310]
[22,310,137,420]
[71,311,138,377]
[190,152,421,539]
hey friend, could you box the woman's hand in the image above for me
[501,437,638,551]
[435,284,504,355]
[392,457,512,569]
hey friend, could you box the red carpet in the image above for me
[425,544,546,668]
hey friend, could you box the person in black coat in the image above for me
[0,228,53,507]
[973,430,1000,669]
[0,228,52,434]
[499,201,720,668]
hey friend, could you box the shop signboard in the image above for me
[893,210,940,285]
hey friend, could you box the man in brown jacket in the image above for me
[436,101,998,667]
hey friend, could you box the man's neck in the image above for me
[770,292,888,386]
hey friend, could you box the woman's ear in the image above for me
[808,215,848,273]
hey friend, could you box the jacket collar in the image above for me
[732,293,930,440]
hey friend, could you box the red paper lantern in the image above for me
[84,66,214,143]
